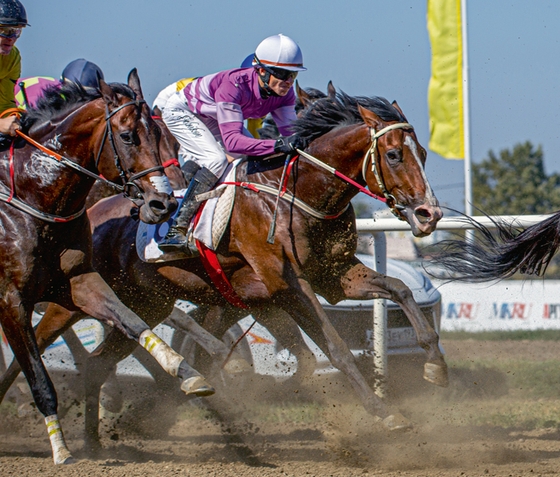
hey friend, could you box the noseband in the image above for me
[361,122,413,220]
[95,99,164,203]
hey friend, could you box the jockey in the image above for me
[0,0,28,136]
[159,33,307,254]
[15,59,104,109]
[60,58,104,89]
[151,77,194,117]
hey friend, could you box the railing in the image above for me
[356,214,551,396]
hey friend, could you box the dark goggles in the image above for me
[266,66,298,81]
[0,26,22,39]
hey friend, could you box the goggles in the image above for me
[0,26,22,39]
[266,66,298,82]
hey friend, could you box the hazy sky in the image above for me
[17,1,560,212]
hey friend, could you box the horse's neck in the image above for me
[10,105,102,213]
[289,125,370,213]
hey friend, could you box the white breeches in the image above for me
[162,92,229,179]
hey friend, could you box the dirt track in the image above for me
[2,339,560,476]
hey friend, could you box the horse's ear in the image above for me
[296,81,314,110]
[358,103,383,128]
[327,81,336,100]
[127,68,144,100]
[99,79,119,109]
[391,100,408,121]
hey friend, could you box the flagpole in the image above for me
[461,0,473,218]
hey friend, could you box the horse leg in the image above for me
[83,328,148,454]
[278,280,410,430]
[341,263,448,387]
[0,305,86,404]
[252,306,317,381]
[164,305,252,375]
[0,299,73,464]
[68,270,214,397]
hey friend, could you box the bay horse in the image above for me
[2,88,447,450]
[0,70,215,464]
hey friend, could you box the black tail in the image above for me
[432,211,560,281]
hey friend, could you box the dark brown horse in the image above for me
[0,70,215,464]
[2,88,447,450]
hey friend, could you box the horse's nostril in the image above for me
[147,200,167,213]
[415,209,432,223]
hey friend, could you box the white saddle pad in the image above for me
[136,163,239,263]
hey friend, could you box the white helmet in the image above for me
[253,34,306,72]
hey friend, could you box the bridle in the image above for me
[361,122,414,221]
[94,99,164,203]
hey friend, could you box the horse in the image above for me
[427,211,560,281]
[1,86,447,451]
[0,70,216,465]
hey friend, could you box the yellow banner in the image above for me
[427,0,464,159]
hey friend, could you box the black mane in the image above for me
[21,81,137,131]
[292,91,406,143]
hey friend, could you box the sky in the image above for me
[17,0,560,213]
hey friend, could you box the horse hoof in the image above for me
[180,376,216,397]
[424,362,449,387]
[222,357,252,375]
[382,413,412,431]
[54,450,75,465]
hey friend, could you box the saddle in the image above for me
[136,165,237,263]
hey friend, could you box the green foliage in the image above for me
[473,141,560,215]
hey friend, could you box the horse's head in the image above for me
[295,80,336,114]
[93,69,178,224]
[293,90,442,237]
[357,101,442,236]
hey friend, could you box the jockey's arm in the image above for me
[217,101,277,156]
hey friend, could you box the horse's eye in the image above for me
[120,131,135,145]
[386,149,402,164]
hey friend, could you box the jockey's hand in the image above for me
[274,134,306,154]
[0,115,20,136]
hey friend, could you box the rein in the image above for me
[221,124,414,221]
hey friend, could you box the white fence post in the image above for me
[372,231,388,397]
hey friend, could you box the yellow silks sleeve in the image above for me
[427,0,464,159]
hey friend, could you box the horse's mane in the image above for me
[21,81,137,131]
[292,91,406,143]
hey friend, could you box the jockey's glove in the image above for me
[274,134,306,154]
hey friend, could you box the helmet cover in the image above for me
[254,34,306,72]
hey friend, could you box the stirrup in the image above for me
[158,227,188,253]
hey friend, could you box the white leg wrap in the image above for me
[139,329,184,377]
[45,414,73,464]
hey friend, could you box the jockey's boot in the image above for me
[181,160,201,184]
[158,166,219,254]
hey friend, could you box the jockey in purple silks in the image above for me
[159,33,307,255]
